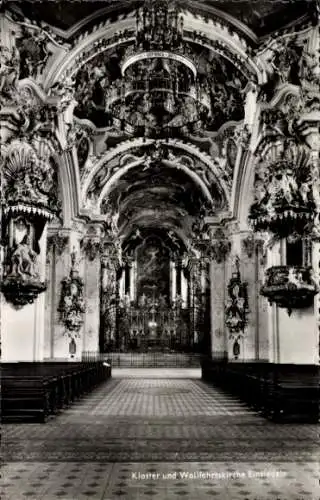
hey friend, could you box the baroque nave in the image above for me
[1,1,319,499]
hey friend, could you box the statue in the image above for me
[0,44,20,101]
[8,235,39,280]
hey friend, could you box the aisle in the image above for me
[2,372,319,499]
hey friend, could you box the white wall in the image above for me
[2,301,36,361]
[278,305,318,364]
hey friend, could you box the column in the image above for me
[191,258,201,345]
[181,269,188,308]
[210,259,226,359]
[119,268,126,301]
[33,226,48,361]
[176,259,181,297]
[240,232,258,361]
[255,236,271,361]
[170,261,177,302]
[100,246,119,350]
[209,230,231,360]
[51,227,84,360]
[129,260,137,303]
[133,260,137,302]
[82,235,102,354]
[200,261,207,293]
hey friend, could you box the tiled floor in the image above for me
[2,370,319,499]
[1,461,318,500]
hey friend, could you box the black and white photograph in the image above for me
[0,0,319,498]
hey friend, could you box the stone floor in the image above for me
[1,369,319,499]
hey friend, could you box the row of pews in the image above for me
[201,358,320,423]
[1,361,111,423]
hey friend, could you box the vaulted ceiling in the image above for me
[6,0,315,255]
[9,0,314,37]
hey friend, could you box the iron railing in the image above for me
[82,350,201,368]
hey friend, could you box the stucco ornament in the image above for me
[249,139,317,238]
[0,44,20,104]
[225,257,249,334]
[58,251,86,334]
[1,137,58,307]
[260,265,318,315]
[1,217,46,308]
[2,138,59,217]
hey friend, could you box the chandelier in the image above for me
[105,0,211,138]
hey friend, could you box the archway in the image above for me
[96,155,219,354]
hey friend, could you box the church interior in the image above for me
[1,0,319,499]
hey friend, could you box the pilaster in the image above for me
[209,228,231,359]
[81,226,104,354]
[47,224,85,360]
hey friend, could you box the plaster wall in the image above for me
[2,226,47,362]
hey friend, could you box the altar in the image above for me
[117,292,191,351]
[100,231,210,353]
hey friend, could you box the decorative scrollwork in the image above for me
[225,257,249,333]
[81,238,102,261]
[58,251,85,333]
[47,233,69,257]
[1,216,46,308]
[2,137,60,218]
[260,265,319,315]
[241,234,255,259]
[210,229,231,263]
[249,139,317,238]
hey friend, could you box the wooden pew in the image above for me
[266,365,319,423]
[201,358,319,423]
[1,361,112,423]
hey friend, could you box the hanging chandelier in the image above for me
[105,0,211,138]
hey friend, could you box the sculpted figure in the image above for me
[9,235,39,280]
[0,44,19,98]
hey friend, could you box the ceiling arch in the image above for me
[100,158,209,248]
[82,138,231,208]
[41,2,263,90]
[96,157,218,213]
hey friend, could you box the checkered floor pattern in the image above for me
[2,371,319,499]
[66,377,255,418]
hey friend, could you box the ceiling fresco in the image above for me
[9,0,312,37]
[99,162,210,232]
[73,41,246,133]
[4,0,315,262]
[67,0,249,253]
